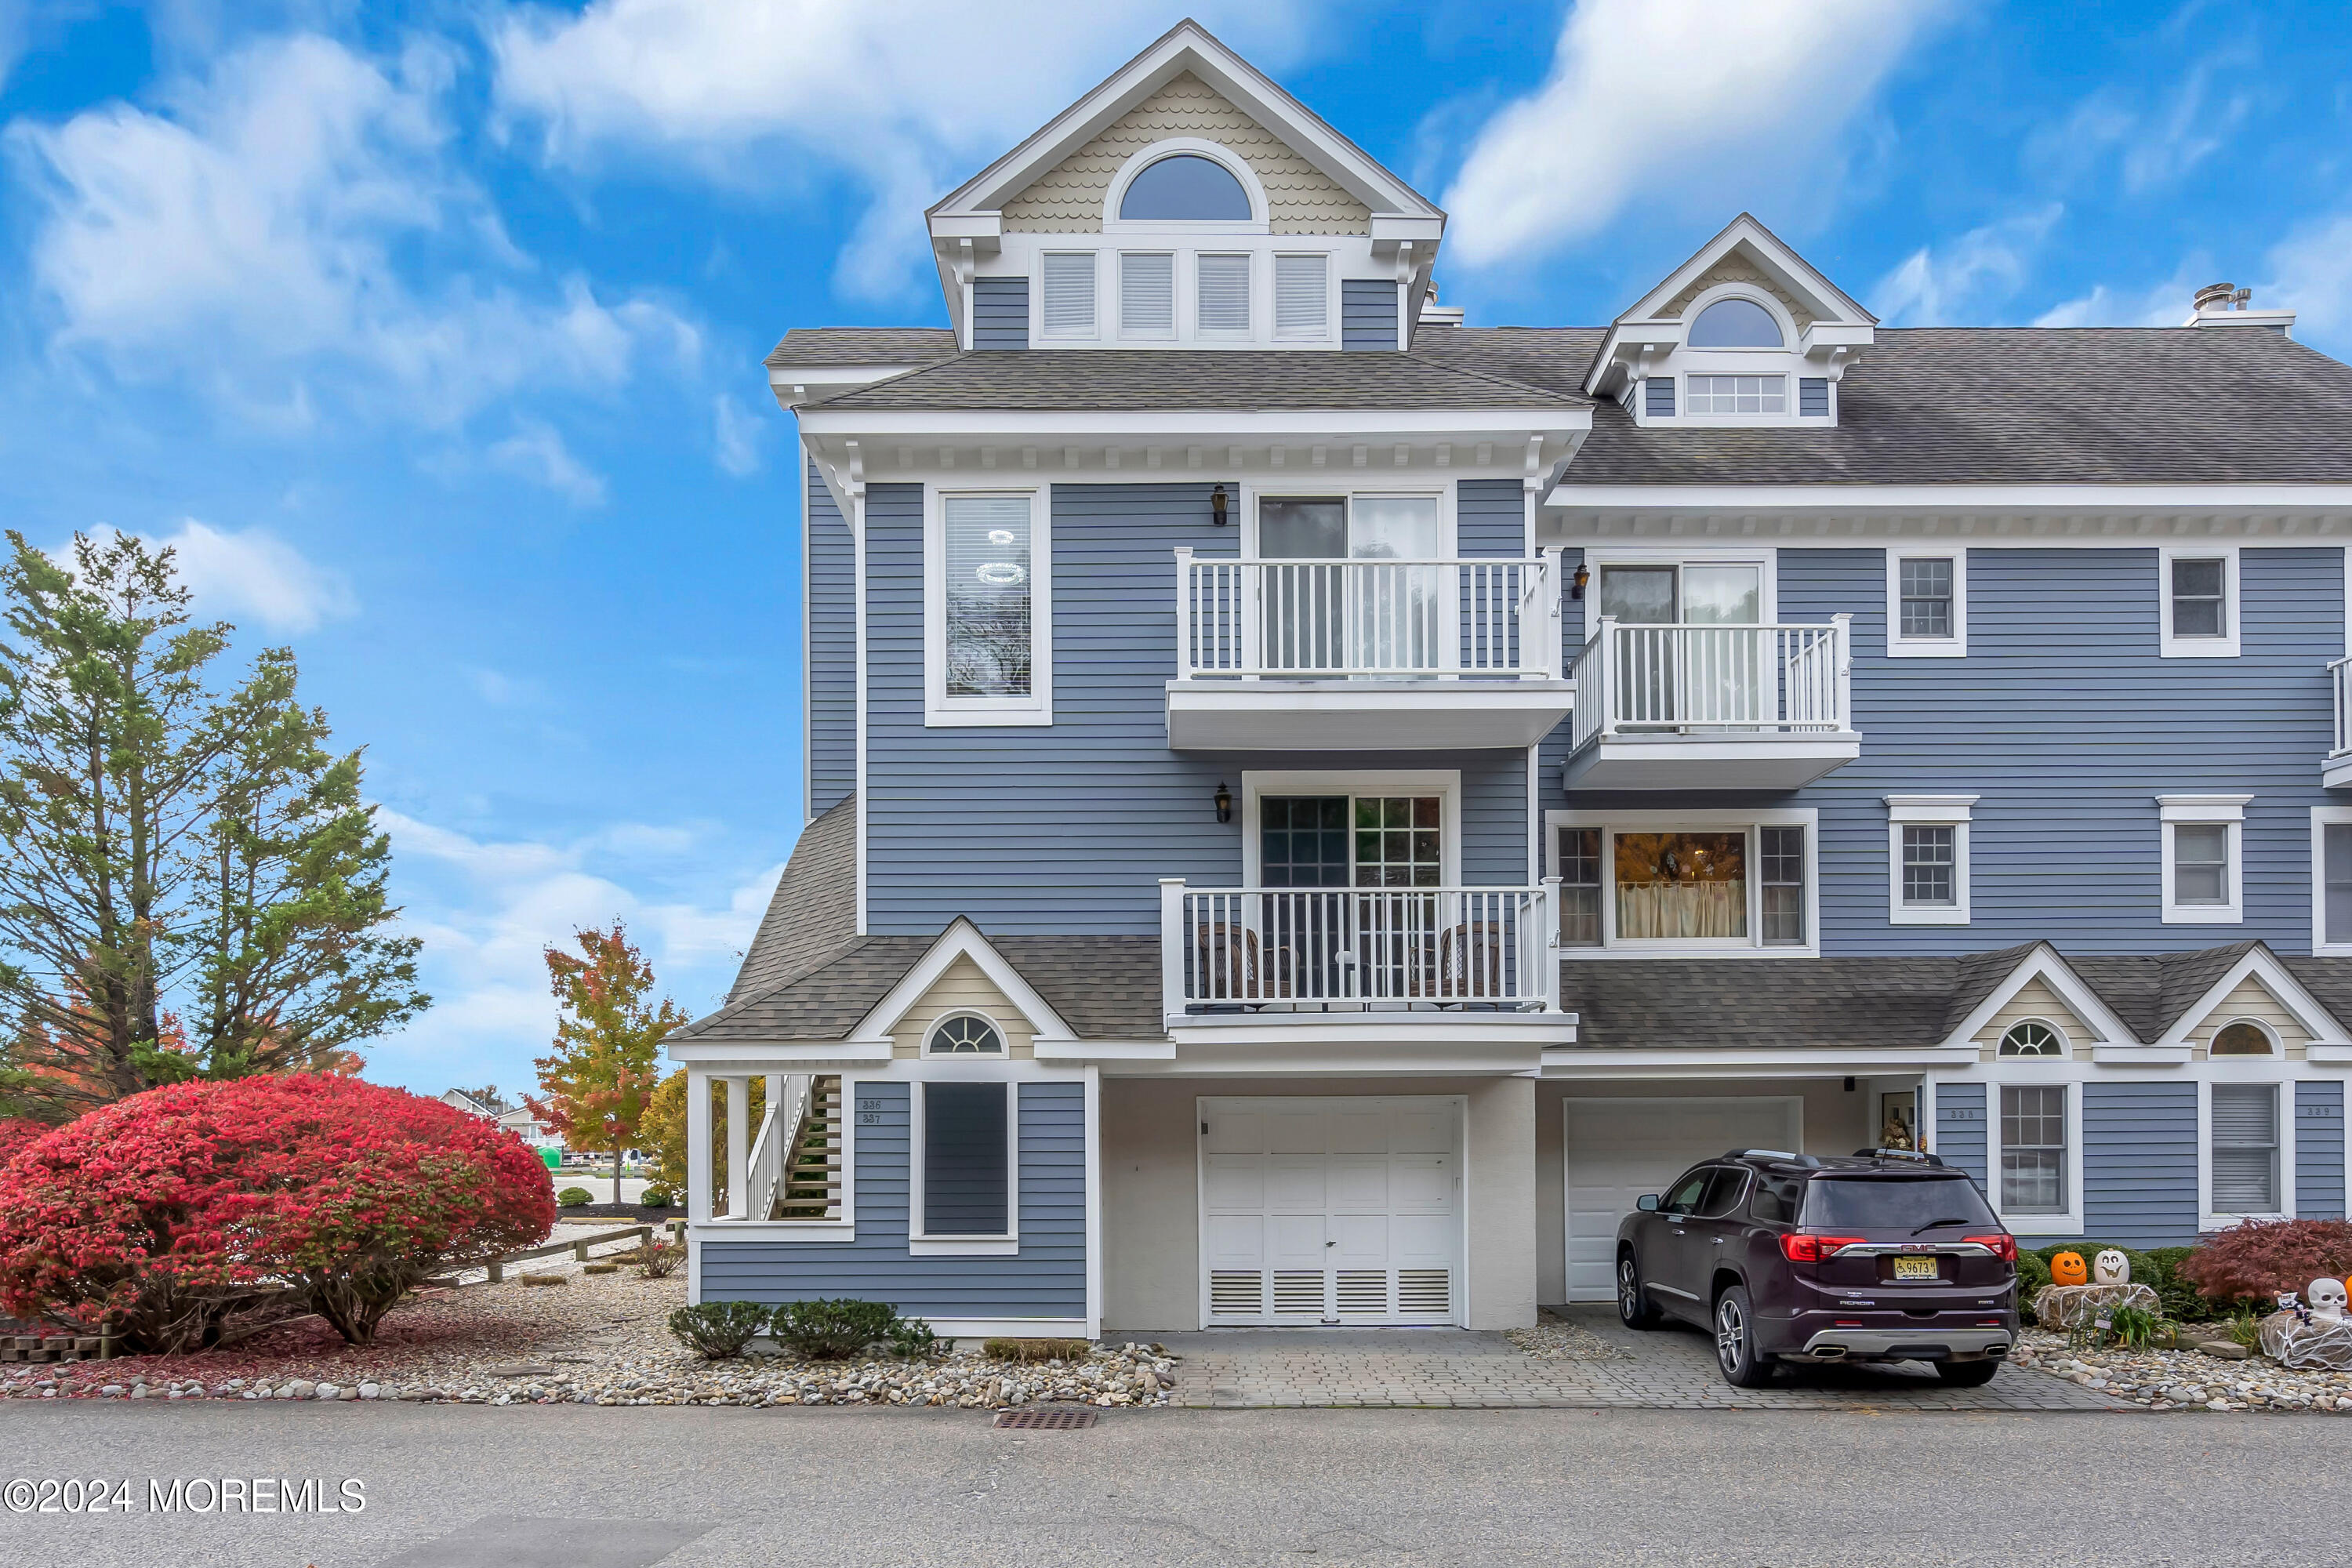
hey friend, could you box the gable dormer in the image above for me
[1585,214,1877,428]
[926,20,1444,353]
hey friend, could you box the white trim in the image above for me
[1886,794,1976,926]
[1560,1094,1802,1302]
[1573,545,1780,623]
[2206,1016,2282,1058]
[1985,1073,2085,1236]
[923,1010,1011,1057]
[846,917,1079,1046]
[1993,1017,2069,1058]
[1036,250,1101,343]
[800,434,815,822]
[1240,769,1462,887]
[907,1076,1021,1252]
[924,486,1052,726]
[2200,1075,2296,1229]
[1546,807,1820,959]
[2147,943,2352,1051]
[925,1317,1091,1341]
[2158,794,2250,926]
[1548,484,2352,512]
[1083,1065,1102,1340]
[1102,137,1270,230]
[1936,942,2137,1051]
[800,408,1589,441]
[1884,546,1968,658]
[2158,543,2240,658]
[854,485,868,935]
[2313,805,2352,956]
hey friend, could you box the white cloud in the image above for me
[2031,278,2189,331]
[9,31,698,426]
[1442,0,1949,269]
[488,0,1324,298]
[488,418,607,505]
[68,518,355,633]
[1871,205,2063,327]
[2264,212,2352,347]
[712,392,762,477]
[2027,57,2255,198]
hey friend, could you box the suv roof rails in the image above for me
[1727,1149,1820,1166]
[1850,1146,1947,1166]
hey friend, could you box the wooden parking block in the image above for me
[518,1272,566,1287]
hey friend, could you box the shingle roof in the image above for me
[808,350,1586,412]
[764,327,960,369]
[1417,324,2352,485]
[727,796,858,1004]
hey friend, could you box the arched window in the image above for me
[1119,154,1252,221]
[1998,1019,2064,1057]
[2210,1020,2276,1056]
[927,1014,1004,1054]
[1688,296,1784,348]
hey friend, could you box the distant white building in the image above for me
[441,1088,563,1150]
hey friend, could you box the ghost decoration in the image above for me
[2093,1250,2131,1286]
[2310,1279,2349,1322]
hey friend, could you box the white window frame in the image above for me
[907,1072,1021,1256]
[1116,250,1176,341]
[2158,544,2239,658]
[1885,548,1968,657]
[925,1011,1008,1056]
[1682,372,1788,416]
[1239,485,1457,562]
[1994,1018,2068,1058]
[1544,808,1820,959]
[1038,251,1100,342]
[1574,546,1780,624]
[1102,139,1271,233]
[2199,1073,2295,1229]
[2204,1016,2281,1058]
[1886,794,1976,925]
[1987,1073,2083,1236]
[1193,251,1255,339]
[1242,770,1461,887]
[2310,804,2352,956]
[924,487,1051,728]
[2158,793,2249,925]
[1272,252,1334,341]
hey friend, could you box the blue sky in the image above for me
[3,0,2350,1098]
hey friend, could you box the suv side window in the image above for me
[1696,1167,1749,1218]
[1751,1174,1805,1224]
[1660,1169,1710,1215]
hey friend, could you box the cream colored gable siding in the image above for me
[2188,976,2311,1060]
[888,955,1035,1058]
[1655,249,1818,331]
[1000,72,1371,235]
[1974,979,2094,1060]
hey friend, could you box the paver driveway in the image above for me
[1156,1306,2127,1411]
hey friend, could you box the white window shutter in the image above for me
[1121,253,1174,336]
[1042,253,1096,338]
[1197,254,1250,334]
[1275,256,1327,338]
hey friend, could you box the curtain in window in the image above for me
[1613,832,1747,939]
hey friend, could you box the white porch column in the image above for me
[724,1076,750,1221]
[686,1067,713,1222]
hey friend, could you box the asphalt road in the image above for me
[2,1402,2346,1567]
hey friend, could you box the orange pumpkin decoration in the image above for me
[2050,1251,2089,1287]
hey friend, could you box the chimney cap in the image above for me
[2193,281,2242,313]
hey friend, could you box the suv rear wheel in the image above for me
[1617,1253,1661,1330]
[1712,1285,1773,1388]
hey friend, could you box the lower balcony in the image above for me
[1562,615,1860,791]
[2328,656,2352,789]
[1158,880,1561,1027]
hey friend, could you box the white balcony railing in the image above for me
[1160,879,1559,1017]
[1174,551,1563,681]
[1566,615,1853,752]
[2332,656,2352,760]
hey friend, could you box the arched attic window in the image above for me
[2210,1020,2276,1056]
[1998,1020,2064,1057]
[1688,296,1784,348]
[1119,154,1252,221]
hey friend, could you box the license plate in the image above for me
[1893,1255,1939,1280]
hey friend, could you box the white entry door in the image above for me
[1200,1096,1461,1326]
[1562,1097,1801,1301]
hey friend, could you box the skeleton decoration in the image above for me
[2034,1282,2158,1331]
[2259,1301,2352,1369]
[2308,1279,2348,1322]
[2093,1250,2130,1286]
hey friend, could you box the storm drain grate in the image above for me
[994,1407,1098,1430]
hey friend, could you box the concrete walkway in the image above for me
[1153,1307,2129,1411]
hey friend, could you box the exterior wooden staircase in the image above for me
[769,1074,843,1220]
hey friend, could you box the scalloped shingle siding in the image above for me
[1000,72,1370,235]
[1657,251,1817,331]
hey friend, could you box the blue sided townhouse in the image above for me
[665,20,2352,1338]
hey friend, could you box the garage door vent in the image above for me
[1273,1272,1327,1316]
[1336,1272,1388,1316]
[1397,1269,1452,1318]
[1209,1272,1261,1316]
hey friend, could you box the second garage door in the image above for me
[1563,1097,1801,1301]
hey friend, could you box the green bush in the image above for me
[888,1317,943,1360]
[2143,1247,2214,1322]
[640,1185,673,1209]
[667,1300,771,1359]
[557,1186,592,1207]
[770,1298,912,1359]
[2014,1249,2051,1301]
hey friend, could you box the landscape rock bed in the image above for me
[1506,1319,1625,1361]
[2011,1328,2352,1411]
[0,1268,1174,1410]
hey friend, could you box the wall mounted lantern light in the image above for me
[1571,561,1590,601]
[1210,484,1229,526]
[1214,782,1232,823]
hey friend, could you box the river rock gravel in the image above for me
[2010,1327,2352,1411]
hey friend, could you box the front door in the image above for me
[1259,794,1442,1000]
[1200,1096,1461,1326]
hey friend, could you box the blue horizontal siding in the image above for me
[2298,1080,2346,1220]
[2080,1081,2199,1247]
[697,1081,1087,1318]
[806,459,855,816]
[972,278,1029,350]
[866,481,1533,934]
[1933,1083,1987,1186]
[1456,478,1525,558]
[1341,279,1397,352]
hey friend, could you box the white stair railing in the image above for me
[1174,553,1562,680]
[745,1075,811,1223]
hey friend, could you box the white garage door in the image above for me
[1200,1096,1461,1327]
[1563,1097,1801,1302]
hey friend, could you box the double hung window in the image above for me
[2316,810,2352,953]
[2210,1083,2281,1215]
[1999,1085,2067,1216]
[1886,550,1966,655]
[1886,795,1974,924]
[2159,795,2248,924]
[2159,547,2239,656]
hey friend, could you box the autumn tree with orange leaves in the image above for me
[530,922,686,1204]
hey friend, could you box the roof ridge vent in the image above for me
[2187,281,2296,336]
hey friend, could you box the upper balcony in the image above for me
[1561,615,1860,791]
[2329,658,2352,790]
[1165,551,1575,750]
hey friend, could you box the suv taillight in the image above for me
[1965,1232,2018,1263]
[1778,1232,1866,1263]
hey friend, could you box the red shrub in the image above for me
[2176,1218,2352,1302]
[0,1075,554,1351]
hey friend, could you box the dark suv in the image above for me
[1616,1148,2020,1388]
